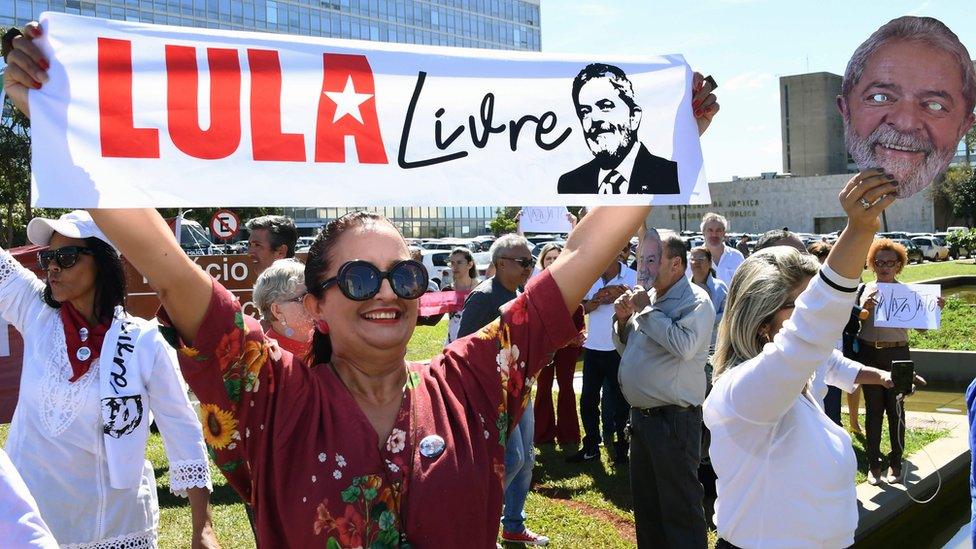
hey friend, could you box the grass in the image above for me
[405,319,449,361]
[0,308,957,547]
[0,395,951,548]
[861,258,975,283]
[909,296,976,351]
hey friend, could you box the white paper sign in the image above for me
[874,282,941,330]
[29,12,709,208]
[519,207,572,234]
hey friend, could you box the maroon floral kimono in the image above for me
[163,269,578,547]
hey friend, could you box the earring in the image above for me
[282,319,295,338]
[315,320,330,335]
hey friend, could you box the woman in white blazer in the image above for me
[704,169,899,549]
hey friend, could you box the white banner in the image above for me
[29,12,708,208]
[874,282,941,330]
[519,207,572,234]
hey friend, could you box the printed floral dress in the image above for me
[162,269,578,547]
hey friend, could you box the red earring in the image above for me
[315,320,330,335]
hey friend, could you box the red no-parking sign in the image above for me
[210,209,241,240]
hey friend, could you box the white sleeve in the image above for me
[825,349,862,394]
[713,265,860,424]
[0,449,59,549]
[144,329,213,498]
[0,249,49,335]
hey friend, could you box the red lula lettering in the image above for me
[98,38,160,158]
[95,39,388,164]
[165,45,242,160]
[248,49,305,161]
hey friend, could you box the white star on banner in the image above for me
[323,76,373,124]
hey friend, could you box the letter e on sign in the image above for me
[210,209,241,240]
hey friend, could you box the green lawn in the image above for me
[0,404,950,548]
[909,296,976,351]
[861,258,975,283]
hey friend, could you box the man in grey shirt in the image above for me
[613,235,715,549]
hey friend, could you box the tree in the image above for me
[941,165,976,227]
[965,124,976,167]
[488,207,519,236]
[0,91,32,247]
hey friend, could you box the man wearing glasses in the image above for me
[456,233,549,546]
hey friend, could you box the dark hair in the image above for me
[807,241,833,261]
[450,247,477,279]
[43,237,126,323]
[304,211,387,366]
[571,63,639,115]
[690,246,717,278]
[663,236,688,269]
[755,229,799,251]
[246,215,299,258]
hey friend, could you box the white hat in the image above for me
[27,210,116,249]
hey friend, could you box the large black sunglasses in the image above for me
[38,246,94,270]
[318,259,428,301]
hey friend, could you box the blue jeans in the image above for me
[502,399,535,533]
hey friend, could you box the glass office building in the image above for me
[2,0,540,50]
[2,0,540,237]
[285,207,497,238]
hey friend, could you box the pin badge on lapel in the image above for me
[419,434,445,459]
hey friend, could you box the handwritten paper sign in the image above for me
[29,12,708,208]
[519,207,572,234]
[874,283,941,330]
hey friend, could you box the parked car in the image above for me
[420,250,453,289]
[892,239,924,264]
[878,231,910,240]
[472,251,493,278]
[934,232,971,259]
[531,240,566,258]
[294,236,315,254]
[910,236,950,261]
[946,226,969,234]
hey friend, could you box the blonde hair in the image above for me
[712,247,820,380]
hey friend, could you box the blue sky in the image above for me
[542,0,976,182]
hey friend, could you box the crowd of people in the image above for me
[0,13,972,549]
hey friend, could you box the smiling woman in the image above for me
[77,198,655,548]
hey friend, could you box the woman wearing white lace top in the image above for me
[704,169,899,548]
[0,211,216,548]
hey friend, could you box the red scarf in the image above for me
[60,302,111,382]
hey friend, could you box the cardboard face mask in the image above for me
[636,225,663,288]
[840,16,975,199]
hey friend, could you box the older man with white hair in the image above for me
[838,16,976,199]
[699,212,744,287]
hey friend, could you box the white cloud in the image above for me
[723,71,774,92]
[570,3,622,18]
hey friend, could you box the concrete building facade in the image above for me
[645,173,936,234]
[780,72,849,177]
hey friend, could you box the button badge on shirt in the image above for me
[419,434,445,459]
[76,346,92,361]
